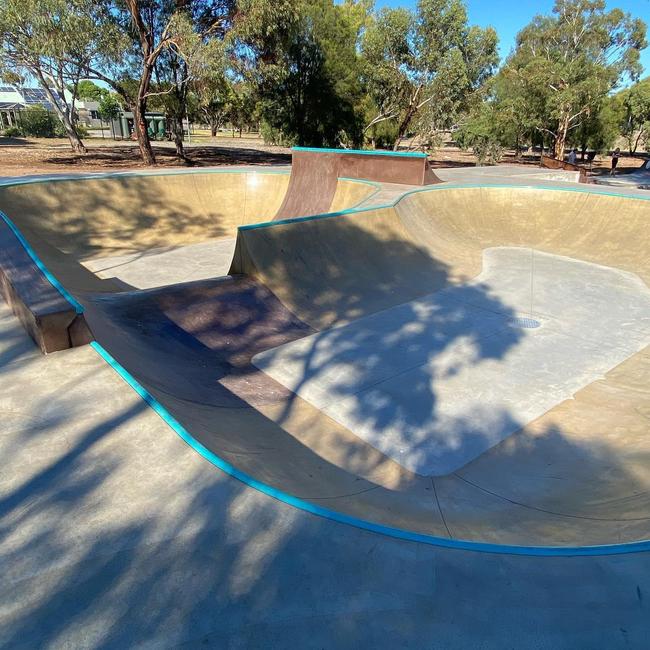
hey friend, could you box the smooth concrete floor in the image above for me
[83,238,238,290]
[2,302,650,648]
[254,248,650,475]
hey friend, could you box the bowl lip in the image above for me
[91,339,650,558]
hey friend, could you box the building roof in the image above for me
[0,86,65,111]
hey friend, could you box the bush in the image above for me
[2,126,23,137]
[16,107,87,139]
[53,120,88,139]
[455,105,506,166]
[18,106,57,137]
[365,120,399,150]
[471,137,504,165]
[260,120,295,146]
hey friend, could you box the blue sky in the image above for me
[375,0,650,76]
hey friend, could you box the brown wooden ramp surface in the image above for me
[275,147,441,219]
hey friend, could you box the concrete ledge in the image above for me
[541,154,588,183]
[0,217,91,353]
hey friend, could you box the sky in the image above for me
[375,0,650,76]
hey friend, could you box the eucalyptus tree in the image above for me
[361,0,498,150]
[618,77,650,154]
[0,0,122,152]
[235,0,366,147]
[503,0,646,159]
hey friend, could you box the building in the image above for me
[1,85,168,140]
[109,111,167,140]
[0,86,66,129]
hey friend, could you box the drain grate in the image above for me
[508,316,541,329]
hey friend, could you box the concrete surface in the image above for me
[253,248,650,475]
[592,160,650,191]
[84,238,238,289]
[2,164,650,646]
[2,301,650,649]
[1,174,649,546]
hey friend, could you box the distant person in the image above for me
[567,149,577,164]
[610,148,620,176]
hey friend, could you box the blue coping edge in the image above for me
[0,168,380,314]
[3,171,650,556]
[0,209,84,314]
[239,181,650,232]
[292,146,428,158]
[91,339,650,557]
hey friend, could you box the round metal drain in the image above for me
[508,316,541,329]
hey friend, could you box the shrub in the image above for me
[2,126,23,137]
[18,106,57,137]
[470,137,504,165]
[53,120,88,139]
[260,120,294,146]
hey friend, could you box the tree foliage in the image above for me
[617,77,650,153]
[0,0,121,151]
[361,0,498,150]
[502,0,646,158]
[0,0,647,165]
[238,0,366,147]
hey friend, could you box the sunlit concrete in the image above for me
[254,248,650,475]
[83,238,238,289]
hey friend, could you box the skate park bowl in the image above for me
[0,169,377,351]
[1,167,650,555]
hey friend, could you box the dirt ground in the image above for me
[0,133,647,177]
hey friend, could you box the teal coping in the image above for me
[91,339,650,557]
[292,146,428,158]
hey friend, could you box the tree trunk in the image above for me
[173,115,185,159]
[210,122,217,137]
[64,121,86,153]
[553,113,570,159]
[32,67,86,153]
[515,133,521,161]
[393,86,422,151]
[133,97,155,166]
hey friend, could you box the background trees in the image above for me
[0,0,112,152]
[361,0,498,150]
[237,0,367,147]
[0,0,647,165]
[618,77,650,154]
[501,0,646,159]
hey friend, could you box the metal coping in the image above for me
[292,146,428,158]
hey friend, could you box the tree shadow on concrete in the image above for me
[73,214,650,536]
[2,197,650,646]
[0,171,290,263]
[1,342,650,648]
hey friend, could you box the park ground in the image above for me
[0,130,646,177]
